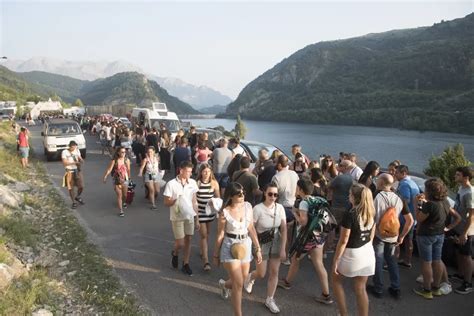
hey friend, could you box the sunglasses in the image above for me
[120,151,126,154]
[267,192,279,198]
[234,191,244,197]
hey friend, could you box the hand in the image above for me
[138,173,142,177]
[458,234,467,245]
[396,236,404,246]
[332,262,339,276]
[195,221,200,231]
[103,177,107,183]
[256,251,262,264]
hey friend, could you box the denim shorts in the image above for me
[284,207,295,223]
[417,234,444,262]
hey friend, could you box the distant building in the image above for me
[0,101,17,118]
[63,106,85,117]
[28,98,62,119]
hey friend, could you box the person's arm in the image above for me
[126,158,131,179]
[102,160,115,183]
[278,217,287,260]
[398,213,414,245]
[212,180,221,198]
[163,196,177,207]
[332,227,350,275]
[138,158,147,177]
[247,217,262,264]
[446,207,462,232]
[192,193,200,230]
[459,207,473,245]
[297,209,308,226]
[213,213,226,266]
[62,153,77,168]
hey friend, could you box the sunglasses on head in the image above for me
[267,192,279,198]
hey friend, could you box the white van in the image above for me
[42,119,86,161]
[131,102,181,140]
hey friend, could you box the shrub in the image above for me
[424,143,472,191]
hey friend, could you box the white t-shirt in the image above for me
[350,166,363,182]
[374,191,404,243]
[61,148,81,171]
[102,125,111,141]
[253,203,286,234]
[163,177,199,221]
[271,168,299,208]
[231,145,247,157]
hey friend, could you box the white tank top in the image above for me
[223,202,253,235]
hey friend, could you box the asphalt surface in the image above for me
[28,125,474,315]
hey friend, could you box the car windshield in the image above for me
[151,119,181,132]
[47,123,81,136]
[244,143,278,162]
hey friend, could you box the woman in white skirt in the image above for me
[332,183,375,316]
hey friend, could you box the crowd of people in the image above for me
[15,115,473,316]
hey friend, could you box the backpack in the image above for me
[378,194,400,238]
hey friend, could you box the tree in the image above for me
[424,144,472,191]
[73,98,84,107]
[234,114,247,139]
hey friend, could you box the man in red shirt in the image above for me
[17,127,30,168]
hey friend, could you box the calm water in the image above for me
[183,118,474,173]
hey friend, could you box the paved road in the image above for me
[29,125,473,315]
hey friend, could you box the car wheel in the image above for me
[46,152,54,161]
[80,149,86,159]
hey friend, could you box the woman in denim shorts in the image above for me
[414,178,461,299]
[213,182,262,316]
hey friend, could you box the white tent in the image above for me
[28,98,62,119]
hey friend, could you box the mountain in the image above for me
[199,104,227,114]
[80,72,199,114]
[17,71,86,103]
[224,14,474,135]
[150,76,232,109]
[4,57,232,108]
[0,66,198,114]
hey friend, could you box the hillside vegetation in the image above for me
[223,13,474,134]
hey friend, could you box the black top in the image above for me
[341,208,374,249]
[417,200,450,236]
[146,133,160,152]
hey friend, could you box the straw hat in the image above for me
[231,243,246,260]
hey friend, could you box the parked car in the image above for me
[42,119,86,161]
[118,117,132,129]
[240,140,292,169]
[195,128,224,149]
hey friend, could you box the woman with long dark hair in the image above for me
[196,163,220,271]
[102,146,131,217]
[244,183,287,313]
[213,182,262,316]
[321,156,338,181]
[358,161,380,195]
[332,184,376,316]
[311,168,328,198]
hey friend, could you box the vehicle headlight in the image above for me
[47,144,57,149]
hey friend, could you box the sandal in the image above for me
[75,197,85,205]
[203,262,211,271]
[119,211,125,217]
[71,202,78,209]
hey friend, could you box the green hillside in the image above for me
[80,72,199,114]
[0,67,199,114]
[223,13,474,134]
[17,71,85,103]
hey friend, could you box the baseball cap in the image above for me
[69,140,78,147]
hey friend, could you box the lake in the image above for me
[182,118,474,173]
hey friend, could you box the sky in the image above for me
[0,0,473,99]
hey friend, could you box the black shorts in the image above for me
[455,235,473,257]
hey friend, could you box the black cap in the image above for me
[69,140,78,147]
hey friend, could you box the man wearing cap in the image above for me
[62,140,85,209]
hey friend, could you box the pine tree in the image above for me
[234,114,247,139]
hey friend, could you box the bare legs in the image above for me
[173,235,192,265]
[333,273,369,316]
[223,262,250,316]
[199,222,211,265]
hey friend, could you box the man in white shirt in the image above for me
[163,161,199,276]
[348,160,363,182]
[61,140,84,209]
[271,155,299,264]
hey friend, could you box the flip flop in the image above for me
[71,202,78,209]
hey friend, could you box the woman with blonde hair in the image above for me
[196,163,220,271]
[332,183,376,316]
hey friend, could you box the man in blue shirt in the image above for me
[395,165,420,268]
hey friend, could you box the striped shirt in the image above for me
[197,181,216,223]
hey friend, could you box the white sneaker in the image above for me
[218,279,230,299]
[265,297,280,314]
[416,274,434,284]
[440,282,452,295]
[282,258,291,266]
[244,273,255,294]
